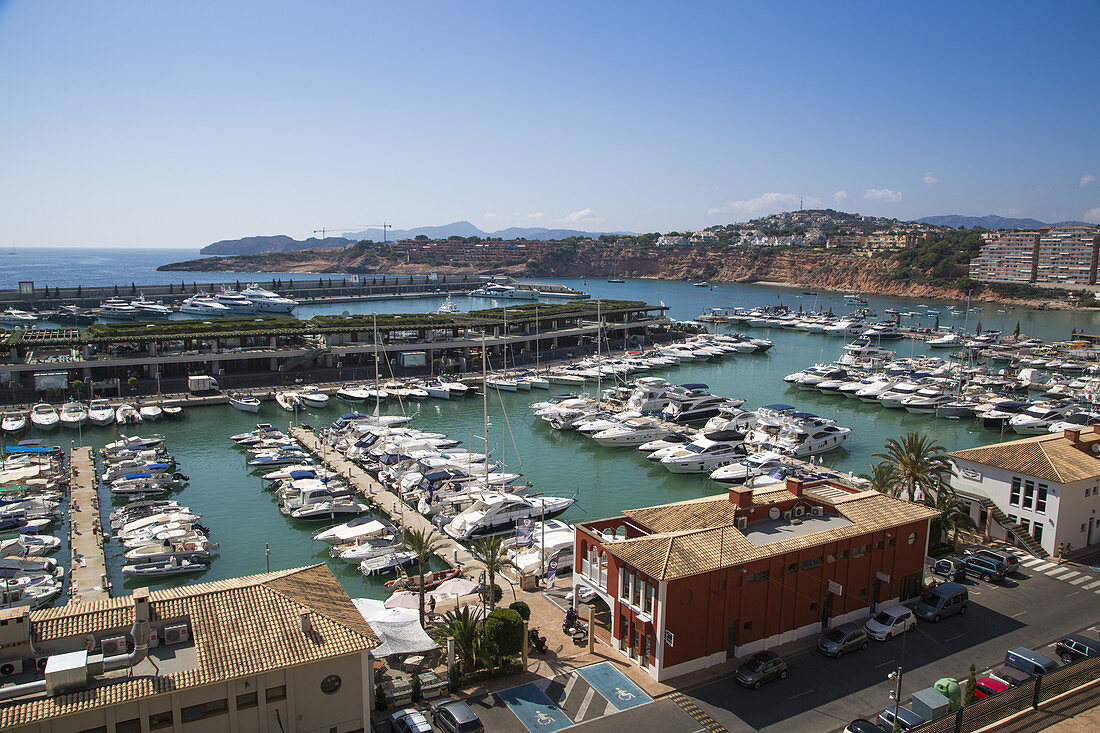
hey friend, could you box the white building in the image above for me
[948,428,1100,557]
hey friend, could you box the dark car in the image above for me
[929,557,967,582]
[960,555,1006,582]
[967,547,1020,574]
[818,623,869,657]
[735,651,788,689]
[432,700,485,733]
[1054,634,1100,664]
[390,709,434,733]
[844,719,886,733]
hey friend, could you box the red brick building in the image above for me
[573,476,939,681]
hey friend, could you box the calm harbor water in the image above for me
[10,270,1100,603]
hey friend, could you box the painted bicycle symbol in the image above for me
[615,687,636,701]
[535,711,557,726]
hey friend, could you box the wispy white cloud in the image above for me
[1035,186,1048,195]
[565,208,600,224]
[832,190,848,203]
[923,172,940,185]
[863,188,903,203]
[707,192,821,217]
[527,211,545,220]
[1081,174,1096,189]
[1085,207,1100,224]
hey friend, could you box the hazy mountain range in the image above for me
[916,214,1089,229]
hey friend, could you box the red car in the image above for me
[975,676,1010,700]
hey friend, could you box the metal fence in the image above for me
[908,656,1100,733]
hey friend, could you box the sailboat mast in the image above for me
[534,304,540,373]
[373,313,382,417]
[481,332,491,491]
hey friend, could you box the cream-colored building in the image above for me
[0,565,379,733]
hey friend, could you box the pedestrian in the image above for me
[1056,542,1065,564]
[1065,542,1073,561]
[429,596,436,616]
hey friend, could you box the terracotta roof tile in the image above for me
[949,433,1100,483]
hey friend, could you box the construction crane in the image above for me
[314,223,392,246]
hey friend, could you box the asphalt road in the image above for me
[579,561,1100,733]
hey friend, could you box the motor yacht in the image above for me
[658,385,728,423]
[29,404,59,430]
[98,298,142,321]
[138,403,163,421]
[709,451,788,484]
[0,308,37,326]
[1009,402,1075,435]
[927,332,962,348]
[290,499,369,521]
[899,388,952,414]
[659,430,748,473]
[468,283,539,300]
[765,423,852,457]
[299,390,330,409]
[443,494,575,540]
[179,294,231,316]
[1,411,27,433]
[213,290,256,314]
[59,401,88,429]
[877,382,924,409]
[437,295,461,314]
[87,399,115,425]
[229,393,262,412]
[503,519,575,577]
[313,517,389,545]
[359,549,418,576]
[591,417,671,447]
[239,284,298,313]
[115,404,142,425]
[129,295,172,319]
[335,384,372,403]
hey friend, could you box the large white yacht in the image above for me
[130,295,172,319]
[468,283,539,300]
[98,298,142,321]
[443,493,575,540]
[180,294,231,316]
[503,519,575,576]
[213,290,256,314]
[240,284,298,313]
[659,430,748,473]
[658,385,729,423]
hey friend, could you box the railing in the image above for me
[908,656,1100,733]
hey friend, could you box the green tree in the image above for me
[508,601,530,621]
[925,485,978,548]
[431,606,481,673]
[403,527,447,626]
[470,535,517,611]
[483,608,524,666]
[860,461,899,497]
[76,285,82,297]
[965,662,978,705]
[70,379,84,394]
[873,433,953,502]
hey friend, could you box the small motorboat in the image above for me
[290,499,369,521]
[229,393,262,413]
[138,403,163,422]
[1,411,26,433]
[160,401,183,419]
[359,550,417,576]
[87,399,115,426]
[385,567,461,591]
[59,402,88,429]
[29,404,59,431]
[312,516,387,545]
[122,557,210,578]
[275,391,301,411]
[115,404,142,425]
[299,391,330,409]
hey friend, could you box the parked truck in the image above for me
[187,375,219,393]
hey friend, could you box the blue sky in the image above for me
[1,1,1098,247]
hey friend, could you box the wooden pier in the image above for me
[67,446,110,602]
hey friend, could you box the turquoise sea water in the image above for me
[11,275,1099,602]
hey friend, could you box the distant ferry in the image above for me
[693,281,709,288]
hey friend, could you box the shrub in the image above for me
[374,683,387,711]
[491,584,503,605]
[483,608,524,660]
[508,601,531,621]
[410,671,421,702]
[456,658,523,687]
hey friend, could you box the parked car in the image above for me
[877,706,926,731]
[913,582,968,622]
[960,555,1007,582]
[966,546,1019,574]
[928,557,967,582]
[390,709,434,733]
[974,676,1010,700]
[844,720,886,733]
[1004,647,1060,677]
[735,651,788,689]
[818,623,869,657]
[864,606,916,641]
[431,700,485,733]
[1054,634,1100,664]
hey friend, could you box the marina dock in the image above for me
[289,426,479,573]
[67,446,109,602]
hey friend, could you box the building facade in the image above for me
[969,231,1041,283]
[0,565,379,733]
[970,226,1100,285]
[572,477,938,681]
[949,428,1100,557]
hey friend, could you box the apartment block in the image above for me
[968,231,1041,283]
[971,226,1100,285]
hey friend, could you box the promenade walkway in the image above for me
[68,445,110,602]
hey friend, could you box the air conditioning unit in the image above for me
[793,505,806,518]
[34,656,49,671]
[736,516,749,531]
[100,635,128,656]
[163,624,189,645]
[0,658,23,678]
[148,630,160,649]
[810,506,824,517]
[782,510,793,521]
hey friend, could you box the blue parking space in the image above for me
[496,682,574,733]
[576,662,652,710]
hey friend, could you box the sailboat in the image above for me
[607,260,624,283]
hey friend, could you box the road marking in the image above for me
[1011,610,1028,618]
[667,693,728,733]
[1051,569,1079,580]
[1032,562,1058,573]
[576,686,598,720]
[1020,557,1043,566]
[1083,580,1100,591]
[790,689,815,700]
[875,660,897,668]
[946,633,965,642]
[1070,576,1089,585]
[1065,592,1080,598]
[556,674,578,705]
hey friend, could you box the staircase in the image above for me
[976,496,1049,558]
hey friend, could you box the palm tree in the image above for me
[430,606,481,674]
[861,461,899,497]
[403,527,447,626]
[873,432,953,502]
[925,485,978,548]
[470,535,518,611]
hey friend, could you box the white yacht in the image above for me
[115,404,142,425]
[878,382,924,409]
[504,519,575,576]
[299,391,330,409]
[927,332,962,348]
[658,385,728,423]
[0,308,37,326]
[87,399,115,425]
[766,423,852,457]
[239,284,297,313]
[138,403,163,421]
[59,401,88,429]
[437,296,461,314]
[709,451,788,484]
[443,494,575,540]
[659,430,748,473]
[592,417,671,447]
[336,384,372,403]
[213,290,257,314]
[98,298,142,321]
[180,294,231,316]
[468,283,539,300]
[229,393,262,412]
[1009,402,1075,435]
[854,379,897,403]
[130,295,172,319]
[29,404,59,430]
[2,411,27,433]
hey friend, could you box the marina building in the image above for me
[949,427,1100,558]
[572,476,938,681]
[970,226,1100,285]
[0,564,380,733]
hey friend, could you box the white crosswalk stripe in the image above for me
[1070,576,1089,585]
[1019,557,1044,567]
[1031,562,1058,573]
[576,686,598,720]
[1051,569,1079,580]
[1084,580,1100,591]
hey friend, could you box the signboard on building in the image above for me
[875,571,891,583]
[17,282,34,297]
[34,372,69,391]
[664,630,674,647]
[828,580,843,596]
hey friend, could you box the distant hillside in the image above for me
[916,214,1090,229]
[201,235,354,256]
[340,221,630,242]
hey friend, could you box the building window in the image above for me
[78,728,107,733]
[1008,513,1018,523]
[787,562,798,575]
[743,621,752,631]
[1019,518,1030,533]
[875,541,884,551]
[1083,524,1088,533]
[907,533,917,546]
[321,674,342,695]
[1033,524,1043,543]
[1023,481,1035,510]
[852,544,870,558]
[746,570,769,584]
[1010,477,1021,506]
[826,553,836,564]
[149,712,173,731]
[632,573,643,606]
[619,569,631,602]
[266,685,287,703]
[182,700,228,723]
[888,537,896,547]
[116,721,141,733]
[840,549,850,560]
[236,692,258,709]
[1036,486,1048,513]
[858,588,867,599]
[644,583,654,615]
[801,557,822,570]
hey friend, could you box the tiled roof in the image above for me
[949,432,1100,483]
[622,485,804,534]
[607,491,938,582]
[0,565,378,728]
